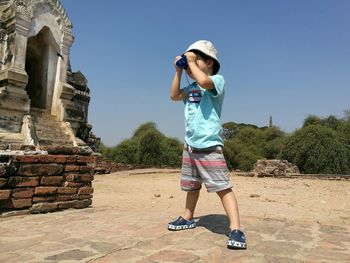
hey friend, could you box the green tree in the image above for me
[136,130,163,166]
[99,142,111,158]
[160,137,183,167]
[303,115,322,128]
[343,109,350,121]
[101,122,182,168]
[110,139,138,164]
[223,127,266,171]
[322,115,342,130]
[132,122,159,139]
[235,147,263,171]
[280,125,350,174]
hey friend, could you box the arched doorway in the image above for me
[25,45,43,108]
[25,26,59,111]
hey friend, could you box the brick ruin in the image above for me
[0,147,95,216]
[0,0,98,215]
[253,159,300,177]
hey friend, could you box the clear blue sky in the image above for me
[60,0,350,146]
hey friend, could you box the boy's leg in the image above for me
[168,148,201,231]
[183,190,200,220]
[168,190,199,231]
[216,188,240,230]
[217,188,247,249]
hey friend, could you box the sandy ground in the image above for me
[1,168,350,262]
[93,169,350,227]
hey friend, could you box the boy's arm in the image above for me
[170,56,186,101]
[186,52,214,90]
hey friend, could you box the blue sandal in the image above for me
[168,216,196,231]
[227,229,247,249]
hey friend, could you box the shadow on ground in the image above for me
[196,214,230,236]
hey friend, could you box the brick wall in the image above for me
[0,147,96,216]
[94,156,132,174]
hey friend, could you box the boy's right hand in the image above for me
[174,56,183,72]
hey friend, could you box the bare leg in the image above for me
[183,190,200,221]
[217,188,241,230]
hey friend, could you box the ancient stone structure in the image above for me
[0,0,97,148]
[253,159,300,177]
[0,0,97,215]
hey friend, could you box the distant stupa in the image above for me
[269,115,273,127]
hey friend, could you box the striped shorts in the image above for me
[181,144,233,193]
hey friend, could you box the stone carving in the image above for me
[10,0,32,16]
[1,34,15,68]
[31,0,72,32]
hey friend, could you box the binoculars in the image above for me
[176,55,188,69]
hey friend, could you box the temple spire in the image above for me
[269,115,273,127]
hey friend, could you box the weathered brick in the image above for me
[71,147,93,155]
[0,189,11,200]
[38,155,68,164]
[79,166,94,174]
[0,155,10,162]
[8,177,40,187]
[32,196,57,203]
[38,146,74,155]
[57,200,77,210]
[0,144,8,150]
[66,174,94,182]
[0,210,30,217]
[57,187,77,195]
[1,163,16,177]
[64,155,78,163]
[64,181,88,188]
[12,155,39,163]
[56,195,74,201]
[78,174,94,182]
[0,165,6,177]
[12,188,34,198]
[65,174,76,182]
[0,178,7,188]
[76,156,96,164]
[12,198,32,209]
[17,164,63,176]
[78,187,94,195]
[0,199,13,208]
[9,144,36,151]
[74,199,92,209]
[40,176,63,186]
[75,194,93,200]
[34,187,58,195]
[30,203,58,213]
[64,165,80,172]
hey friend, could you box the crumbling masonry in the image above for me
[0,0,98,216]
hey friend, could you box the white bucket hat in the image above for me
[185,40,220,74]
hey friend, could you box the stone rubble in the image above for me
[253,159,300,177]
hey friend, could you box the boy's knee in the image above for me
[216,188,232,196]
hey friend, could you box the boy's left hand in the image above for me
[184,52,197,64]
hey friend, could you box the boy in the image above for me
[168,40,247,249]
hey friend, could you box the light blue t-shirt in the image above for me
[181,75,225,148]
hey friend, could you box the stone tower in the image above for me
[0,0,97,150]
[0,0,96,216]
